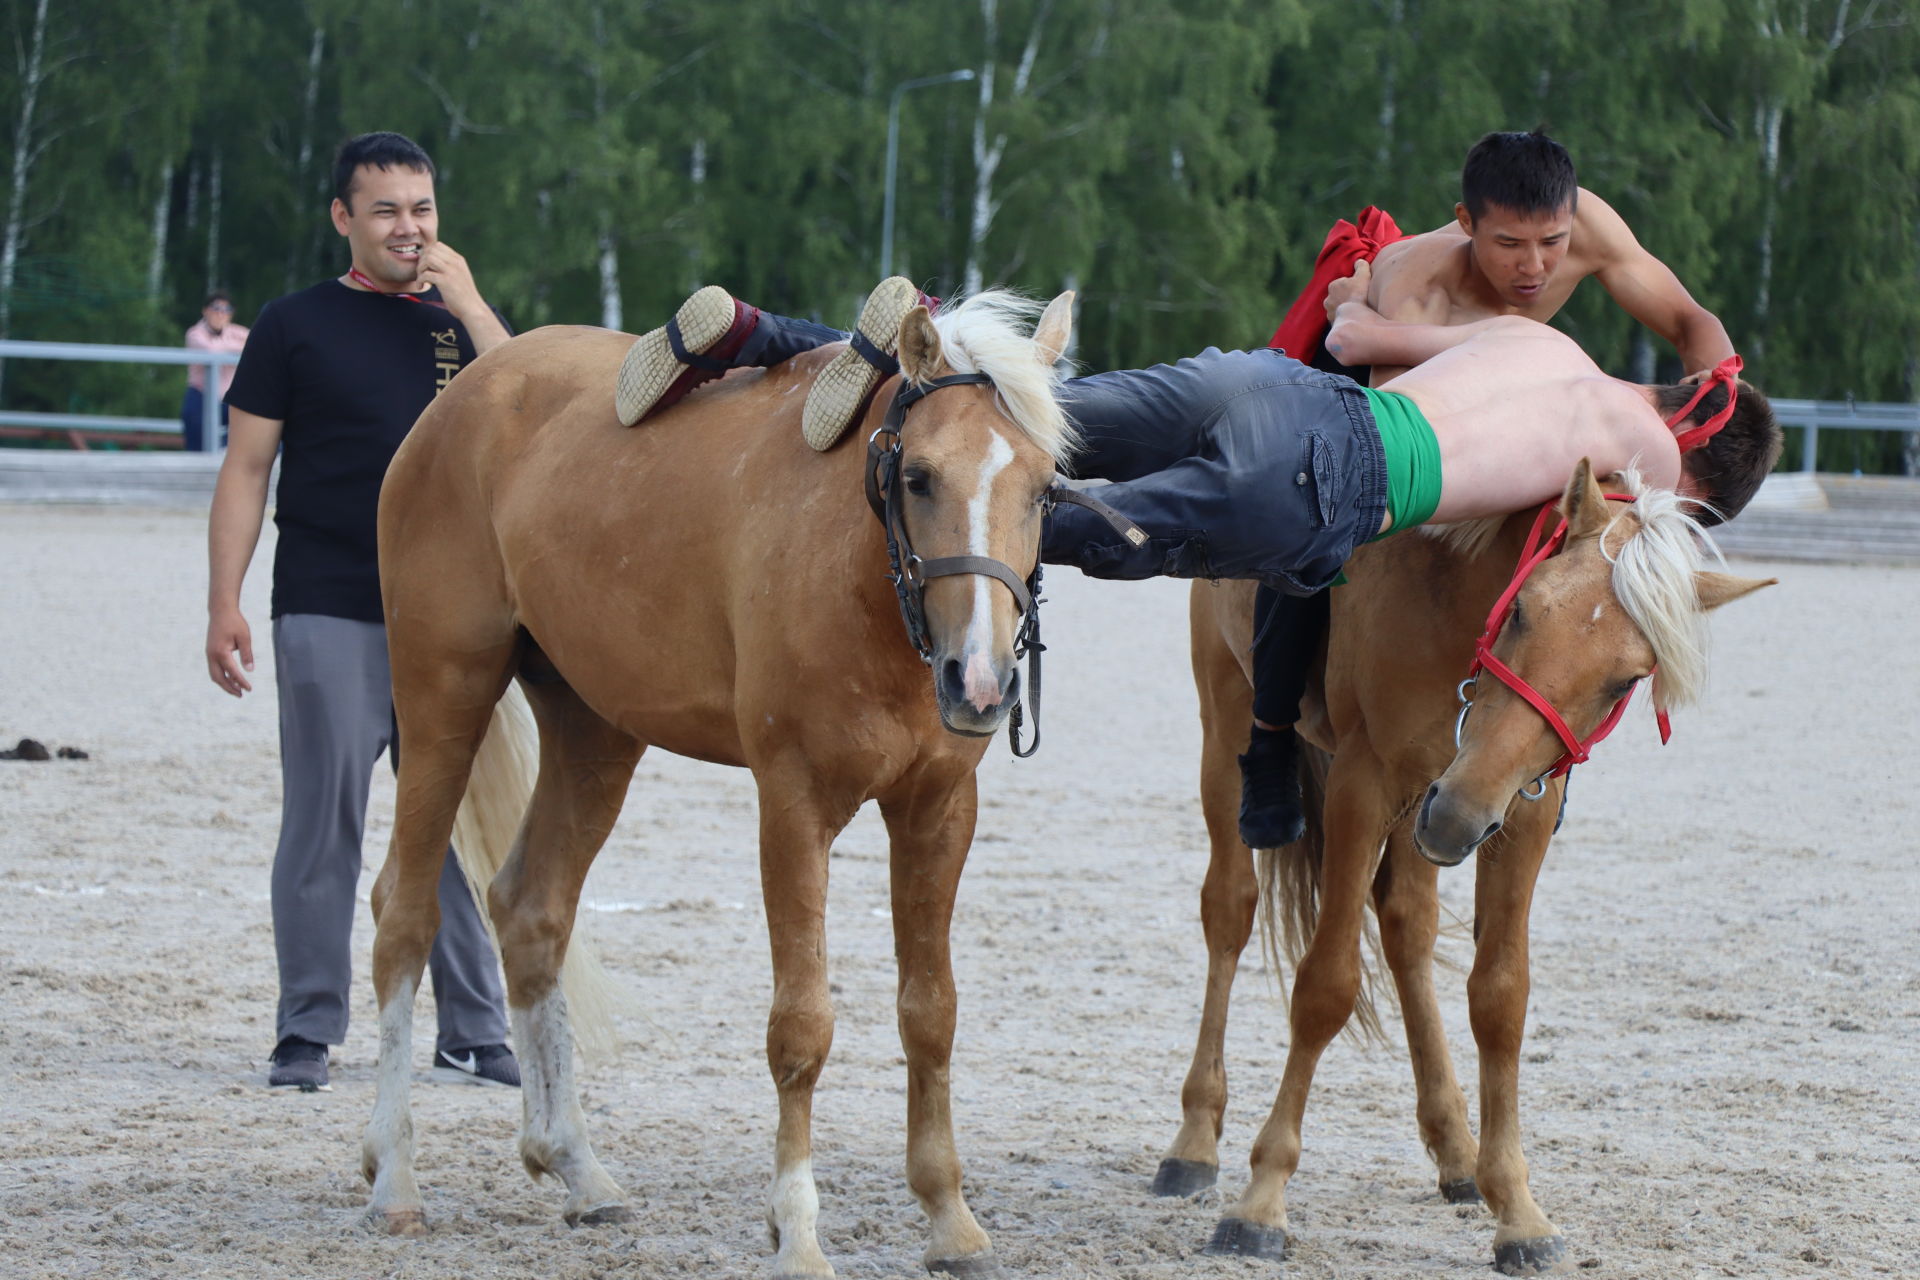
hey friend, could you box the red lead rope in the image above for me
[1467,496,1672,783]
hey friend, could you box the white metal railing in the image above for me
[1768,398,1920,473]
[0,339,243,452]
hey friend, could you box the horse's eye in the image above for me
[1611,676,1641,699]
[904,469,932,496]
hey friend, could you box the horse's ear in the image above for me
[1032,291,1074,367]
[897,306,946,382]
[1560,458,1609,538]
[1694,570,1776,612]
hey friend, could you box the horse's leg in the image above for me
[1467,794,1568,1275]
[1374,824,1480,1202]
[754,759,860,1280]
[878,769,998,1276]
[1207,752,1388,1261]
[496,678,645,1226]
[362,642,514,1235]
[1156,625,1259,1198]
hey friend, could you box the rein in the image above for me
[1455,497,1673,800]
[863,373,1149,758]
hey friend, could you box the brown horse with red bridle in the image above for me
[1163,462,1772,1273]
[359,290,1078,1278]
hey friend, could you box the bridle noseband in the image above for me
[1454,497,1673,800]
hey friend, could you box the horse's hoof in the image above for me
[1493,1234,1571,1275]
[372,1209,428,1238]
[1203,1217,1290,1261]
[928,1251,1005,1277]
[1440,1178,1483,1204]
[565,1201,631,1228]
[1151,1157,1218,1198]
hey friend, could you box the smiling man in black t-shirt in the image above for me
[205,132,518,1093]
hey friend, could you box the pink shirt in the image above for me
[185,319,250,395]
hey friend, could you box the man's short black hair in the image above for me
[203,289,232,309]
[332,132,436,211]
[1460,130,1578,221]
[1657,380,1784,526]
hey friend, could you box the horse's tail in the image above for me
[1254,744,1386,1043]
[450,683,624,1065]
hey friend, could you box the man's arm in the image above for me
[205,408,283,696]
[417,241,511,354]
[1579,193,1734,375]
[1326,262,1529,368]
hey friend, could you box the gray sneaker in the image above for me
[800,276,922,451]
[268,1037,331,1092]
[430,1043,521,1088]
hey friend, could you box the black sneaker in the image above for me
[430,1043,521,1088]
[268,1036,331,1092]
[1238,725,1306,849]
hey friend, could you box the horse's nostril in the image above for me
[940,658,966,699]
[1479,819,1502,846]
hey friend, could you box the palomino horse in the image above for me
[359,291,1077,1278]
[1161,461,1772,1273]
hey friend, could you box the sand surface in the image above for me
[2,504,1915,1279]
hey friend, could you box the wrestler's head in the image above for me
[1456,130,1578,308]
[329,132,439,289]
[1655,379,1783,525]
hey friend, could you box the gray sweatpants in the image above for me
[270,613,509,1054]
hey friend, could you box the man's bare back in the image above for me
[1323,278,1684,528]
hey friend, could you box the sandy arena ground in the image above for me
[2,504,1916,1279]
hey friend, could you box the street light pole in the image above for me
[881,68,975,280]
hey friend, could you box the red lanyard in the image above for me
[345,267,448,310]
[1667,354,1743,452]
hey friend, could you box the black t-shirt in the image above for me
[225,280,509,622]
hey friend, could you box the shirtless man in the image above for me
[1035,301,1776,596]
[1238,130,1737,848]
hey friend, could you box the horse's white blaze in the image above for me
[962,431,1017,710]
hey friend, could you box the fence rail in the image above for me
[1768,398,1920,473]
[0,342,1916,471]
[0,339,241,452]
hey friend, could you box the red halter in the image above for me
[1464,498,1673,787]
[1668,354,1743,453]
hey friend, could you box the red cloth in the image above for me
[1267,206,1411,361]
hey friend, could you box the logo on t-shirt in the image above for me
[432,328,461,395]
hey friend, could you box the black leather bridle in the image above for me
[863,372,1145,759]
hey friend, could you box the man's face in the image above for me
[1456,201,1573,307]
[330,164,439,287]
[201,299,233,332]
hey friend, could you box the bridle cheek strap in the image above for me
[1465,494,1669,784]
[1668,354,1744,453]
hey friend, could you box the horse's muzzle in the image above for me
[1414,781,1504,868]
[935,655,1019,737]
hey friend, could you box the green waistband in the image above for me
[1361,386,1442,539]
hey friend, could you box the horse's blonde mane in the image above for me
[925,290,1078,465]
[1602,469,1724,711]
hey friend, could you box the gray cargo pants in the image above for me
[270,614,509,1055]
